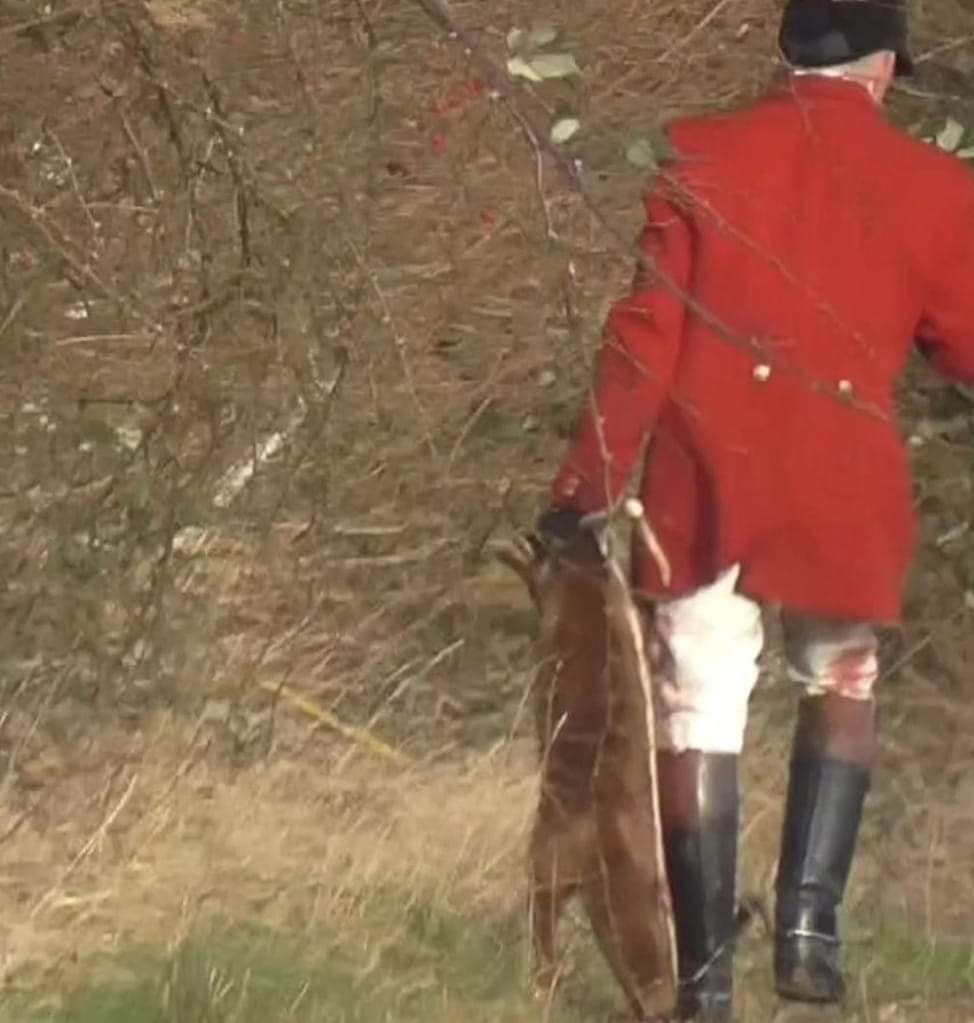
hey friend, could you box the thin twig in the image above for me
[446,345,510,470]
[115,9,192,182]
[0,6,84,39]
[893,82,966,102]
[447,397,494,468]
[201,71,252,270]
[0,289,30,341]
[53,332,153,348]
[914,35,974,64]
[0,808,30,848]
[331,523,407,538]
[341,232,441,460]
[118,109,158,201]
[656,0,738,63]
[0,184,156,330]
[347,0,377,48]
[321,540,451,567]
[30,773,139,920]
[366,638,466,731]
[508,103,557,240]
[45,130,100,238]
[4,668,61,789]
[347,0,380,123]
[407,0,890,424]
[879,604,970,682]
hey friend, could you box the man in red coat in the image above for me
[537,0,974,1018]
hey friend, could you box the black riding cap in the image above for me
[779,0,914,77]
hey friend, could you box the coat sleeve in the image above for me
[915,188,974,383]
[549,188,693,513]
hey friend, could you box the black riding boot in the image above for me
[659,752,739,1022]
[774,725,871,1002]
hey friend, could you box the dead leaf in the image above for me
[506,55,543,82]
[551,117,581,144]
[527,24,559,48]
[526,52,581,79]
[506,27,525,52]
[935,117,965,152]
[625,137,658,169]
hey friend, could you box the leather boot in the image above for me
[774,695,873,1003]
[659,752,740,1022]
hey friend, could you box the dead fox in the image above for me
[496,529,678,1021]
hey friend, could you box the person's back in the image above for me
[612,74,974,623]
[666,76,974,399]
[535,2,974,1020]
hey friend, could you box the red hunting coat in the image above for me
[551,76,974,624]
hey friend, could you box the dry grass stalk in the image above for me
[0,0,970,1016]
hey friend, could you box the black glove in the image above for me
[535,506,603,560]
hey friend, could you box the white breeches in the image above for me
[651,565,879,754]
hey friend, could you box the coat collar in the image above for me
[771,73,879,110]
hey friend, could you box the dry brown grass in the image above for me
[0,712,539,986]
[0,0,972,1017]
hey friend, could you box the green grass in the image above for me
[849,921,974,1005]
[0,896,621,1023]
[4,898,973,1023]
